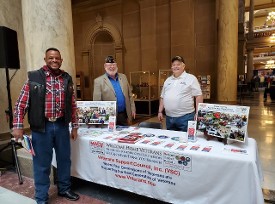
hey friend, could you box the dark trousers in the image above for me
[116,111,128,126]
[32,120,71,203]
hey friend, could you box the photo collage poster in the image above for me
[197,103,250,143]
[77,101,116,125]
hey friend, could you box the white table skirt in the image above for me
[53,127,264,204]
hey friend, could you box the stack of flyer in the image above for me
[21,135,35,156]
[118,134,144,144]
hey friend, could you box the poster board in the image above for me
[77,101,116,125]
[197,103,250,143]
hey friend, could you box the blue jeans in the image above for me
[166,112,195,132]
[32,120,71,203]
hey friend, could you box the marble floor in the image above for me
[0,90,275,203]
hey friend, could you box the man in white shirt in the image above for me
[158,56,203,131]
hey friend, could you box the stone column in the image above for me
[21,0,76,79]
[246,0,254,82]
[217,0,238,102]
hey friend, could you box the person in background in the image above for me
[259,73,265,88]
[254,74,260,92]
[12,48,79,204]
[158,55,203,132]
[93,56,136,126]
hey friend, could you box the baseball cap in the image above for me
[105,56,116,63]
[171,55,185,63]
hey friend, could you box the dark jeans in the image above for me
[32,120,71,203]
[166,112,195,132]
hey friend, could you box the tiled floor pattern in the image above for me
[0,171,107,204]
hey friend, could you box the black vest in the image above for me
[27,68,74,132]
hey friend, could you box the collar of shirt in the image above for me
[43,65,64,77]
[106,72,118,81]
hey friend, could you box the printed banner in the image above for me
[89,141,192,188]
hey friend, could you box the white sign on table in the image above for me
[77,101,116,125]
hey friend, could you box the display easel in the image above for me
[204,131,228,145]
[0,68,23,184]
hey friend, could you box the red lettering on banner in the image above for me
[153,166,163,172]
[98,155,115,162]
[115,174,126,179]
[147,180,156,186]
[165,168,180,176]
[115,174,156,186]
[90,141,104,148]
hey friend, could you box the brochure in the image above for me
[118,135,144,144]
[108,116,116,132]
[20,135,35,156]
[187,121,197,142]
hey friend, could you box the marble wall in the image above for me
[0,0,27,134]
[0,0,76,134]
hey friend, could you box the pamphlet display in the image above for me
[187,121,197,142]
[77,101,116,125]
[108,116,116,132]
[197,103,250,143]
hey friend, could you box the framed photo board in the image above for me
[197,103,250,143]
[77,101,116,125]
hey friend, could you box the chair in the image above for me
[138,122,162,129]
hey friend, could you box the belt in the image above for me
[46,117,64,122]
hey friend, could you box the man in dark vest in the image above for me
[12,48,79,204]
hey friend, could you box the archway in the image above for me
[83,20,123,99]
[92,31,115,79]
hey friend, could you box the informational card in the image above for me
[202,146,212,152]
[190,145,200,151]
[176,144,188,151]
[20,135,35,156]
[187,121,197,142]
[223,147,248,154]
[108,116,116,132]
[197,103,250,143]
[77,101,116,125]
[164,143,175,149]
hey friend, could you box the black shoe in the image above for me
[58,190,80,201]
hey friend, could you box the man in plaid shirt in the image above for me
[12,48,79,204]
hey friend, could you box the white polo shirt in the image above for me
[160,71,202,117]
